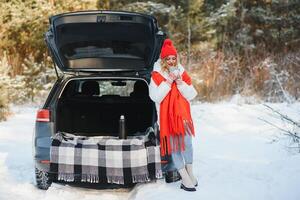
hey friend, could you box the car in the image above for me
[33,10,167,190]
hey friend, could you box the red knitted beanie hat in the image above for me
[160,39,177,59]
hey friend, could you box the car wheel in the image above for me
[35,167,52,190]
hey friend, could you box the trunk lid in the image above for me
[45,11,165,74]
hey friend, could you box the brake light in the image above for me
[36,109,50,122]
[40,160,50,164]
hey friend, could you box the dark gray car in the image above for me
[33,10,166,190]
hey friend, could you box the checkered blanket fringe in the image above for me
[50,132,162,184]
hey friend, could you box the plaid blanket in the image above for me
[50,132,162,184]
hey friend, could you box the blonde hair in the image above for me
[160,56,178,73]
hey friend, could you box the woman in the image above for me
[149,39,198,191]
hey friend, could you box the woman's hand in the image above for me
[169,72,178,81]
[175,77,183,85]
[165,72,177,86]
[166,73,175,86]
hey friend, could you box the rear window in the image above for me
[57,21,153,61]
[56,23,153,70]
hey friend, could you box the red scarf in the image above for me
[152,71,195,156]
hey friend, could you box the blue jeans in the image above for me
[169,134,193,170]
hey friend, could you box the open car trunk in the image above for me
[45,11,165,74]
[55,78,155,137]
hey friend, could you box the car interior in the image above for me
[55,79,155,136]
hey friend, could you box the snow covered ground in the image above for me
[0,101,300,200]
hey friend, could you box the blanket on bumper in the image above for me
[50,132,162,184]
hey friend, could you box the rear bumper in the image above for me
[35,158,50,172]
[34,121,53,172]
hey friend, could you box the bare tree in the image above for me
[259,104,300,152]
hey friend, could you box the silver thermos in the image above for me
[119,115,127,139]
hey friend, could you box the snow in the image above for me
[0,102,300,200]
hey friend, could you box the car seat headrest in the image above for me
[130,80,148,98]
[81,81,100,96]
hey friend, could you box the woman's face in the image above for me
[165,55,177,68]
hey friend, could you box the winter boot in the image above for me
[178,168,196,192]
[186,164,198,187]
[165,170,181,183]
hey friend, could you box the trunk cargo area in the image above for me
[55,78,155,137]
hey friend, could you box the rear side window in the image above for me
[43,78,63,107]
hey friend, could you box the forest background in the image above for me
[0,0,299,120]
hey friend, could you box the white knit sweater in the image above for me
[148,59,198,127]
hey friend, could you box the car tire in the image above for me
[35,167,52,190]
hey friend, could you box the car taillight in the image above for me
[36,109,50,122]
[40,160,50,164]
